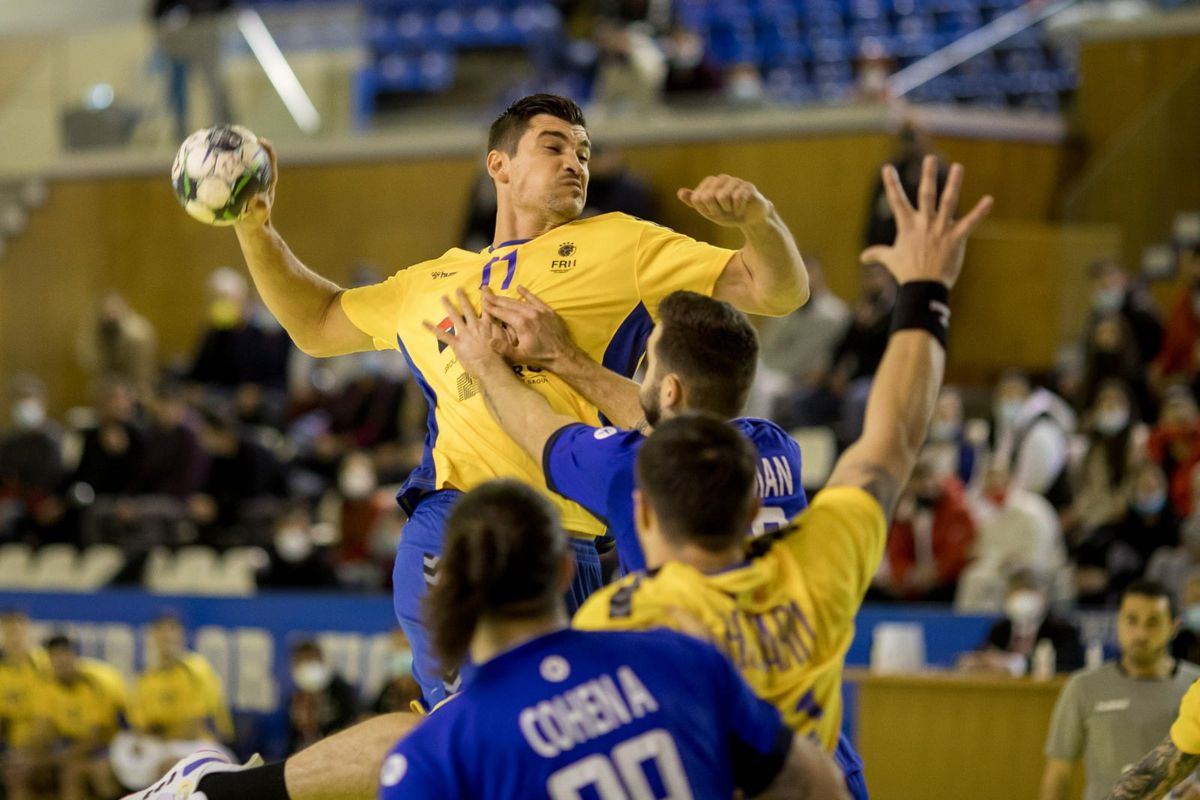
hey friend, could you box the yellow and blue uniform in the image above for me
[0,648,50,748]
[341,211,734,705]
[1170,678,1200,755]
[574,486,886,799]
[44,659,126,747]
[130,653,232,742]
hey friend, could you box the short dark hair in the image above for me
[44,634,73,652]
[656,291,759,418]
[425,480,567,672]
[487,94,586,155]
[291,640,323,660]
[636,415,758,551]
[1122,579,1177,618]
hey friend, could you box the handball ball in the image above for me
[170,124,271,226]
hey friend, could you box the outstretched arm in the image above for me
[427,290,577,463]
[233,141,373,358]
[825,157,992,518]
[481,287,647,431]
[1105,736,1200,800]
[678,175,808,316]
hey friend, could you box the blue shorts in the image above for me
[835,732,869,800]
[392,490,605,708]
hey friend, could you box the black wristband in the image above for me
[890,280,951,349]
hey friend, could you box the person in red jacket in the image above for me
[873,459,977,602]
[1150,243,1200,391]
[1149,385,1200,518]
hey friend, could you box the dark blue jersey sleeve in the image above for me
[379,714,462,799]
[543,423,643,524]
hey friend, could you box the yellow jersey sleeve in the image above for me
[184,653,234,739]
[633,222,736,314]
[1171,679,1200,754]
[340,267,416,352]
[776,486,887,637]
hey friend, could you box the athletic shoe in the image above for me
[120,747,264,800]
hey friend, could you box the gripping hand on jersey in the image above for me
[677,174,771,227]
[424,290,510,376]
[480,286,580,369]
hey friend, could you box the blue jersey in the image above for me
[379,628,792,800]
[544,417,807,572]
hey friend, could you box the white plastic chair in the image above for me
[172,546,221,594]
[77,545,125,590]
[30,544,78,590]
[217,547,267,596]
[0,544,34,589]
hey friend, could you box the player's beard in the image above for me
[640,381,662,427]
[546,187,585,221]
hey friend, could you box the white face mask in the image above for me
[1092,287,1124,312]
[274,527,313,563]
[11,398,45,430]
[339,468,376,500]
[1094,408,1130,436]
[929,420,961,443]
[1005,590,1046,628]
[995,399,1023,429]
[292,661,332,692]
[1185,605,1200,632]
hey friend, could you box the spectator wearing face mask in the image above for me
[1077,313,1155,422]
[0,375,66,542]
[257,506,340,590]
[956,460,1066,612]
[1147,517,1200,615]
[1084,258,1163,368]
[873,460,976,602]
[1148,385,1200,518]
[1073,380,1148,532]
[1149,243,1200,391]
[972,571,1083,675]
[991,371,1077,512]
[287,641,358,754]
[370,629,422,715]
[1076,462,1180,606]
[188,267,292,393]
[922,386,985,486]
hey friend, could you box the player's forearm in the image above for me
[234,224,345,356]
[736,207,809,316]
[550,348,646,431]
[1038,761,1074,800]
[473,358,577,462]
[1105,737,1200,800]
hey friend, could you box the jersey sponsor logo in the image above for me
[594,427,618,441]
[756,456,795,499]
[539,655,571,683]
[929,299,951,328]
[430,271,458,280]
[558,242,576,257]
[456,373,481,401]
[551,242,577,273]
[1094,698,1131,713]
[434,317,456,353]
[518,666,660,759]
[380,754,407,786]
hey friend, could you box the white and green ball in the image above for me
[170,124,271,226]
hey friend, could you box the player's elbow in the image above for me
[755,277,809,317]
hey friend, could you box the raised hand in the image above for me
[677,174,771,228]
[480,286,579,368]
[859,155,993,289]
[236,137,279,231]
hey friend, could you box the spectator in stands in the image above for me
[1147,516,1200,614]
[257,505,341,591]
[287,641,358,755]
[1075,462,1180,606]
[1084,257,1163,369]
[1039,581,1199,800]
[371,629,421,715]
[966,570,1083,675]
[1148,384,1200,518]
[872,460,976,602]
[1171,568,1200,664]
[662,25,723,97]
[923,386,985,486]
[188,266,292,393]
[42,635,126,800]
[956,459,1065,612]
[192,403,288,544]
[0,374,66,543]
[863,122,948,249]
[1077,312,1154,421]
[1073,379,1148,533]
[591,16,668,112]
[1150,243,1200,391]
[131,616,233,752]
[151,0,234,141]
[0,611,50,800]
[581,145,657,221]
[129,382,207,500]
[76,290,157,401]
[71,378,145,499]
[991,371,1077,511]
[749,256,850,420]
[780,263,894,440]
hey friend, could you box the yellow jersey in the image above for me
[0,648,50,747]
[340,212,734,536]
[574,486,886,750]
[130,652,233,741]
[1170,678,1200,754]
[44,659,126,743]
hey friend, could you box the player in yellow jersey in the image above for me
[40,635,127,800]
[1103,677,1200,797]
[228,93,809,708]
[0,611,51,800]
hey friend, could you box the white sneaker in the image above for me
[121,748,265,800]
